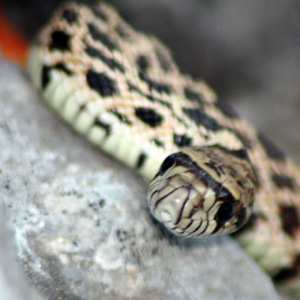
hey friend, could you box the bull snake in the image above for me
[27,1,300,296]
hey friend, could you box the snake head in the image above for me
[147,146,256,238]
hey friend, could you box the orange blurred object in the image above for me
[0,8,29,65]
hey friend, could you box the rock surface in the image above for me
[0,61,282,300]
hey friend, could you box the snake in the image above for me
[27,1,300,296]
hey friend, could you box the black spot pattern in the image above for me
[139,72,171,95]
[137,152,147,169]
[41,63,73,89]
[110,109,132,125]
[54,63,73,75]
[127,82,171,109]
[85,44,125,73]
[272,174,295,190]
[62,9,78,24]
[274,255,300,282]
[214,145,250,161]
[136,55,149,72]
[86,69,117,96]
[257,132,285,161]
[41,66,51,89]
[152,138,164,148]
[182,108,222,131]
[173,133,192,147]
[94,119,111,136]
[279,205,300,237]
[49,30,71,51]
[88,23,118,51]
[184,87,204,104]
[135,107,163,127]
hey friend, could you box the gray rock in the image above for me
[0,61,281,300]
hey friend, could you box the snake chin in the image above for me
[147,146,255,238]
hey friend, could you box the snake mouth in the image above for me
[147,147,254,238]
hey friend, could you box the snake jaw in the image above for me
[147,146,256,237]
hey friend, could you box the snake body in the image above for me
[27,1,300,295]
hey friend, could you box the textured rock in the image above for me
[0,61,282,300]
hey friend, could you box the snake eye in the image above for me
[216,202,234,224]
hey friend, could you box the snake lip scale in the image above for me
[27,1,300,296]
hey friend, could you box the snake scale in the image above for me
[27,1,300,296]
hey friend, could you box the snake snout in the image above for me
[147,151,220,237]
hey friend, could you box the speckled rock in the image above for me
[0,61,282,300]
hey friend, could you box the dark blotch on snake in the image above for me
[88,23,118,51]
[41,66,51,89]
[86,69,117,96]
[85,44,125,73]
[136,55,149,72]
[127,82,171,109]
[94,119,111,136]
[184,87,204,104]
[279,205,300,237]
[155,153,179,177]
[152,138,164,148]
[62,9,78,24]
[49,30,71,51]
[213,145,250,161]
[138,71,172,95]
[182,108,222,131]
[53,63,73,75]
[109,109,132,125]
[137,152,147,169]
[272,174,295,191]
[41,63,73,89]
[135,107,163,127]
[173,133,192,147]
[274,255,300,283]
